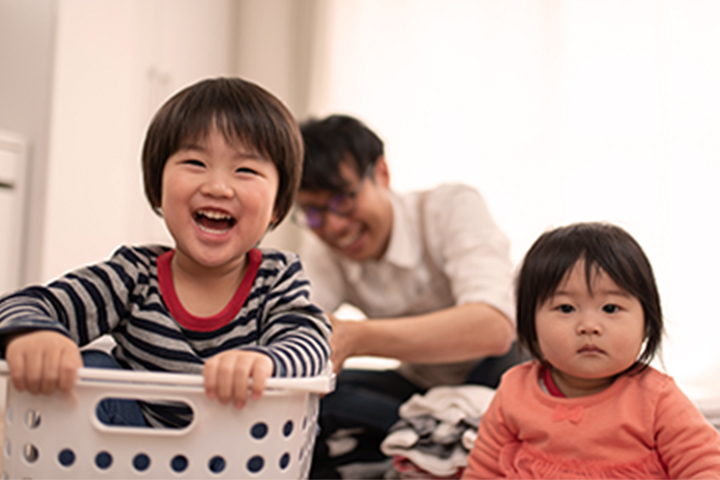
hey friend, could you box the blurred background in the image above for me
[1,0,718,399]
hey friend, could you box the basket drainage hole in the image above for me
[283,420,294,437]
[279,452,291,470]
[23,443,39,463]
[133,453,151,472]
[171,454,188,473]
[250,422,268,439]
[209,456,226,474]
[24,410,41,429]
[58,448,76,467]
[247,455,264,473]
[95,451,113,470]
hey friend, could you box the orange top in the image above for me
[463,361,720,479]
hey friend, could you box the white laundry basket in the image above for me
[0,361,334,479]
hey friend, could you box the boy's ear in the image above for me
[374,155,390,188]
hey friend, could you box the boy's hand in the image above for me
[203,350,273,408]
[5,330,82,395]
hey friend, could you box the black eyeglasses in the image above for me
[293,166,374,229]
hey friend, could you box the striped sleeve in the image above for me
[0,246,161,348]
[246,249,332,377]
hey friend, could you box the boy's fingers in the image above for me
[203,360,218,400]
[232,363,250,409]
[23,350,45,395]
[6,351,27,392]
[249,360,272,402]
[40,349,61,395]
[216,357,238,405]
[57,348,81,392]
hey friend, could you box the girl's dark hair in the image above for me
[516,222,663,372]
[299,115,384,192]
[142,77,303,227]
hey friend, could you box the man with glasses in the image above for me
[295,115,520,479]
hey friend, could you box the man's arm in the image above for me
[329,302,514,372]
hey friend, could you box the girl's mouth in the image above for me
[578,344,604,354]
[194,209,236,234]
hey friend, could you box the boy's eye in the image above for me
[558,304,574,314]
[183,159,205,167]
[235,167,258,175]
[603,304,620,314]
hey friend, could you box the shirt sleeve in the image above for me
[0,246,143,349]
[424,184,515,323]
[655,378,720,478]
[247,251,332,377]
[463,384,513,479]
[298,230,347,313]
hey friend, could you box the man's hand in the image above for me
[327,313,361,374]
[203,350,274,408]
[5,330,82,395]
[326,303,514,373]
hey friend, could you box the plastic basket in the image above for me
[0,360,334,479]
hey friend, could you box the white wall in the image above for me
[303,0,720,399]
[0,0,56,288]
[41,0,236,282]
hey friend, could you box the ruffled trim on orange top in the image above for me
[499,441,668,479]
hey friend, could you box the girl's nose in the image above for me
[577,315,602,335]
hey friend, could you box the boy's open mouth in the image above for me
[194,209,236,233]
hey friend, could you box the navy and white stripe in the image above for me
[0,245,331,425]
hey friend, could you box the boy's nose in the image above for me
[201,173,233,197]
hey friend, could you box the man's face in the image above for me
[296,158,394,262]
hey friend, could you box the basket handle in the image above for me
[0,360,335,394]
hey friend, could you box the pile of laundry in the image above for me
[381,385,496,479]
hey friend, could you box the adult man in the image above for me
[295,115,520,478]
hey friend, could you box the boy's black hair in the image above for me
[516,222,663,372]
[299,115,384,192]
[142,77,303,227]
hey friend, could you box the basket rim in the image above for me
[0,360,335,394]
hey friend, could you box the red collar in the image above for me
[542,365,567,398]
[157,249,262,332]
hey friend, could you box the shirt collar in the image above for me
[384,191,422,268]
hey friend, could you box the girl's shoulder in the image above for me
[624,366,676,395]
[496,360,541,391]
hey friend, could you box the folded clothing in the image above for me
[381,385,495,478]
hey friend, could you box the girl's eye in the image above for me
[603,304,620,314]
[236,167,258,175]
[558,304,574,314]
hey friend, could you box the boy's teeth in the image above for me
[198,210,231,220]
[195,209,235,232]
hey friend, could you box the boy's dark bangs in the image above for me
[174,105,262,157]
